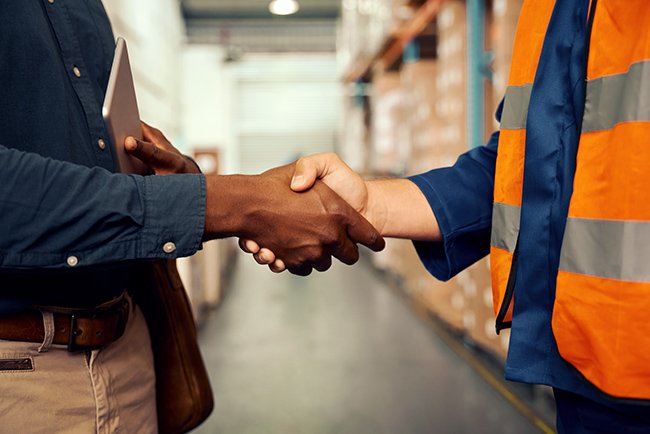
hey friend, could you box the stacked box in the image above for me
[401,60,443,176]
[391,0,417,33]
[338,0,420,77]
[372,237,403,272]
[369,71,408,174]
[337,0,525,363]
[484,4,497,139]
[339,92,370,173]
[435,0,468,164]
[371,237,464,331]
[463,259,509,360]
[175,150,234,325]
[406,253,465,331]
[491,0,524,116]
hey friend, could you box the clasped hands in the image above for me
[235,154,442,274]
[238,153,383,275]
[124,124,386,276]
[205,158,385,276]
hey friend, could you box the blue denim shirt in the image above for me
[409,0,613,401]
[0,2,205,308]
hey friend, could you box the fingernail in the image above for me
[291,175,303,189]
[245,240,259,253]
[125,137,136,150]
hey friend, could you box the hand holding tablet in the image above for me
[102,37,149,175]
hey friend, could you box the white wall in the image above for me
[180,45,238,173]
[102,2,340,175]
[180,51,340,175]
[233,53,340,174]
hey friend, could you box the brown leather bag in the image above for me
[132,259,214,434]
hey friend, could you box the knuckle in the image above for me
[364,228,378,246]
[172,157,185,172]
[334,235,347,250]
[322,229,340,246]
[327,202,347,222]
[309,246,325,260]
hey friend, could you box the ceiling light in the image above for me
[269,0,300,16]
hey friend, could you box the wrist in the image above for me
[203,174,260,240]
[183,155,202,174]
[363,180,388,236]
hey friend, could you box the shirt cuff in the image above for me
[407,166,493,281]
[408,173,457,281]
[140,173,206,259]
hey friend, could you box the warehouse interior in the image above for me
[102,0,557,432]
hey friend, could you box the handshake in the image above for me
[127,123,440,276]
[208,155,384,276]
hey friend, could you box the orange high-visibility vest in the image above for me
[490,0,650,400]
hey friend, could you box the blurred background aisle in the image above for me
[192,257,548,434]
[100,0,558,431]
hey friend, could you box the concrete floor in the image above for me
[192,255,544,434]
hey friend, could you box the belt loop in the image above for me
[38,311,55,353]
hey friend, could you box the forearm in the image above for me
[0,145,205,268]
[203,174,260,240]
[365,179,441,241]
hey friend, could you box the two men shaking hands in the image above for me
[126,123,442,276]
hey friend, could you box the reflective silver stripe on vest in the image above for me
[582,60,650,133]
[491,202,521,253]
[559,218,650,282]
[500,84,533,130]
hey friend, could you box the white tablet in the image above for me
[102,37,148,175]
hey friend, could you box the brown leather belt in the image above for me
[0,294,130,352]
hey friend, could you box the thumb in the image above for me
[290,156,323,192]
[124,136,139,152]
[125,137,165,165]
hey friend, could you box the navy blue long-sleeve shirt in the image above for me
[0,1,205,309]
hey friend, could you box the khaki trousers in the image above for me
[0,296,158,434]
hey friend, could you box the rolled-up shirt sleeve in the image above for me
[0,145,206,269]
[407,131,499,281]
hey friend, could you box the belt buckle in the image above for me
[67,314,80,352]
[65,297,130,352]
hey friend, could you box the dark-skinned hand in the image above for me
[203,163,385,276]
[125,121,201,175]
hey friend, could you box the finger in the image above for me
[239,239,260,254]
[313,255,333,272]
[125,137,181,170]
[269,259,286,273]
[346,214,386,252]
[254,248,276,265]
[291,153,336,192]
[330,235,360,266]
[287,263,313,276]
[141,121,169,147]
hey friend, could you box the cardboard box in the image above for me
[370,72,408,174]
[491,0,523,108]
[340,93,370,172]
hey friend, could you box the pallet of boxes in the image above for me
[400,0,515,361]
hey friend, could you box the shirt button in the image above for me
[98,138,106,150]
[47,0,55,4]
[67,256,79,267]
[72,66,81,78]
[163,242,176,254]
